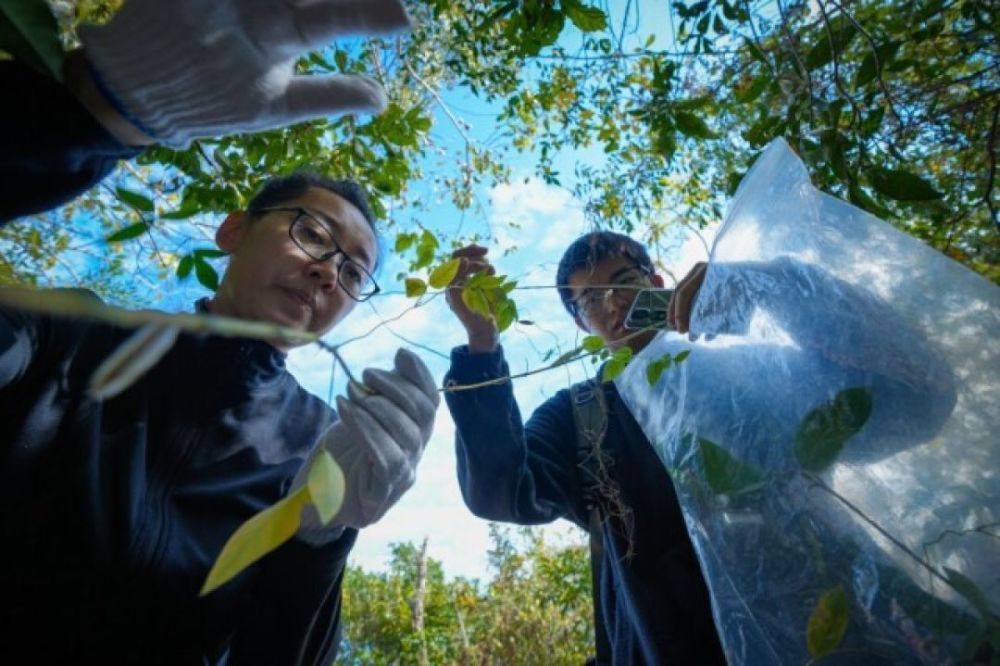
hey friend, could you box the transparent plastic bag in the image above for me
[615,139,999,664]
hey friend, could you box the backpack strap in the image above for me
[570,378,612,666]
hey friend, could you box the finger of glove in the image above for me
[343,388,426,462]
[393,349,440,408]
[284,75,387,121]
[290,0,412,49]
[359,368,437,437]
[336,396,412,484]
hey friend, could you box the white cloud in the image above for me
[489,177,589,253]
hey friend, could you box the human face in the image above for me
[210,186,378,350]
[568,255,664,352]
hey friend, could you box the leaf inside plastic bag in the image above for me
[200,485,309,596]
[806,585,849,657]
[699,438,764,496]
[793,387,873,473]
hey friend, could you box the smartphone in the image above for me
[624,288,673,330]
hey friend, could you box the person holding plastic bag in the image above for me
[614,140,996,664]
[0,1,441,663]
[443,234,728,665]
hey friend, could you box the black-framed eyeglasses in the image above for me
[570,267,651,319]
[257,206,380,302]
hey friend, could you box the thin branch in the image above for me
[985,102,1000,229]
[807,473,956,591]
[443,323,663,394]
[775,0,815,125]
[824,0,903,132]
[816,0,861,130]
[0,288,315,345]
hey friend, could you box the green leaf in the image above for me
[160,205,199,220]
[674,349,691,363]
[192,248,226,259]
[115,188,155,213]
[601,347,633,382]
[807,585,850,657]
[868,168,944,201]
[405,277,427,298]
[805,25,857,71]
[793,387,873,473]
[467,272,504,290]
[562,0,607,32]
[674,111,717,139]
[200,486,309,595]
[854,42,901,88]
[645,356,671,386]
[428,258,462,289]
[581,335,605,353]
[820,130,848,180]
[461,287,490,318]
[106,222,150,243]
[414,230,439,269]
[176,255,194,279]
[0,0,64,80]
[860,106,885,138]
[848,182,891,218]
[194,256,219,292]
[334,49,348,71]
[306,450,346,525]
[745,39,769,65]
[699,438,765,495]
[735,75,770,104]
[394,232,417,253]
[496,299,518,332]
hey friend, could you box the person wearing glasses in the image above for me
[443,230,957,664]
[0,1,440,663]
[443,232,727,665]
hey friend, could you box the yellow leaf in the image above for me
[405,277,427,298]
[428,257,461,289]
[806,585,849,657]
[306,450,345,525]
[200,486,309,596]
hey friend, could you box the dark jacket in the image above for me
[444,347,728,665]
[0,60,355,664]
[0,301,357,664]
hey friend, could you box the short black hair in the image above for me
[246,171,383,271]
[556,231,655,316]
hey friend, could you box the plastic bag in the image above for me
[615,139,999,664]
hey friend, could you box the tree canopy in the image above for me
[1,0,997,298]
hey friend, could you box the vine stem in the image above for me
[805,472,956,591]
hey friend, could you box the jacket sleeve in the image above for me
[0,61,141,224]
[226,529,358,665]
[444,345,586,526]
[0,300,43,390]
[694,257,957,452]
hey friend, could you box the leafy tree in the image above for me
[340,526,592,665]
[2,0,995,299]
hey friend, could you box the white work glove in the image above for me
[294,348,439,545]
[78,0,411,148]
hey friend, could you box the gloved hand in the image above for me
[294,348,439,545]
[78,0,411,148]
